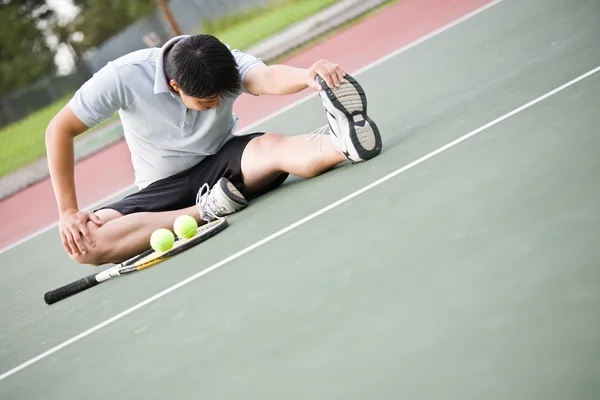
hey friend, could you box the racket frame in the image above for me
[43,218,228,305]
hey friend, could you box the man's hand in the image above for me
[306,59,346,92]
[59,209,103,256]
[243,59,347,96]
[46,105,98,256]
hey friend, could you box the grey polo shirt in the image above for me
[69,35,265,190]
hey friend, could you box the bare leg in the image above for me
[241,132,345,193]
[73,132,344,266]
[72,205,200,266]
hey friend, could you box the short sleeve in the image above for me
[68,61,127,128]
[231,49,266,94]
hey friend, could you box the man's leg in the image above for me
[240,131,346,194]
[240,72,382,196]
[72,132,341,266]
[72,205,201,266]
[71,169,204,265]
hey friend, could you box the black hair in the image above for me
[164,34,241,98]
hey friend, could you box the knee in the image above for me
[255,132,285,150]
[243,132,286,172]
[70,248,104,266]
[68,221,106,266]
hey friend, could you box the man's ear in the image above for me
[169,79,180,92]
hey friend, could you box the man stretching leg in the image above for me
[45,34,382,266]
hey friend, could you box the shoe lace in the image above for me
[196,183,225,222]
[306,124,330,159]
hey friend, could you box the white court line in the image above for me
[1,62,598,383]
[0,0,505,256]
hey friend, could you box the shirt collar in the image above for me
[154,35,190,95]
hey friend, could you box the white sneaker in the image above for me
[196,177,247,222]
[317,74,382,162]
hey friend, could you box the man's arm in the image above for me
[46,61,125,257]
[46,105,88,215]
[242,59,347,96]
[46,105,103,256]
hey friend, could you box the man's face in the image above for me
[170,80,221,111]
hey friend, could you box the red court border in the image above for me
[0,0,494,249]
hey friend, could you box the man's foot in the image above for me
[196,177,247,222]
[317,74,382,162]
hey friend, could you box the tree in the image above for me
[0,1,57,96]
[156,0,181,36]
[5,0,54,21]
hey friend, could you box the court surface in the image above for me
[2,0,600,398]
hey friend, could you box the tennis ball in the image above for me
[150,228,175,252]
[173,215,198,239]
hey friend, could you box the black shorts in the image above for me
[99,133,288,215]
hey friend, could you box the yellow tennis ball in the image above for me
[150,228,175,252]
[173,215,198,239]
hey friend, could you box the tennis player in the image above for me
[46,34,382,265]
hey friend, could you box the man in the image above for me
[46,34,382,266]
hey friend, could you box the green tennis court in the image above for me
[2,0,600,398]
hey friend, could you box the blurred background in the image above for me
[0,0,392,199]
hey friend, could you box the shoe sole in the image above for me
[317,74,382,161]
[219,178,247,208]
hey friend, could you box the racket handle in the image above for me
[44,274,99,305]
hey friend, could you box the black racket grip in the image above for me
[44,274,99,305]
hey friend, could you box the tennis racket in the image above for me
[44,218,228,305]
